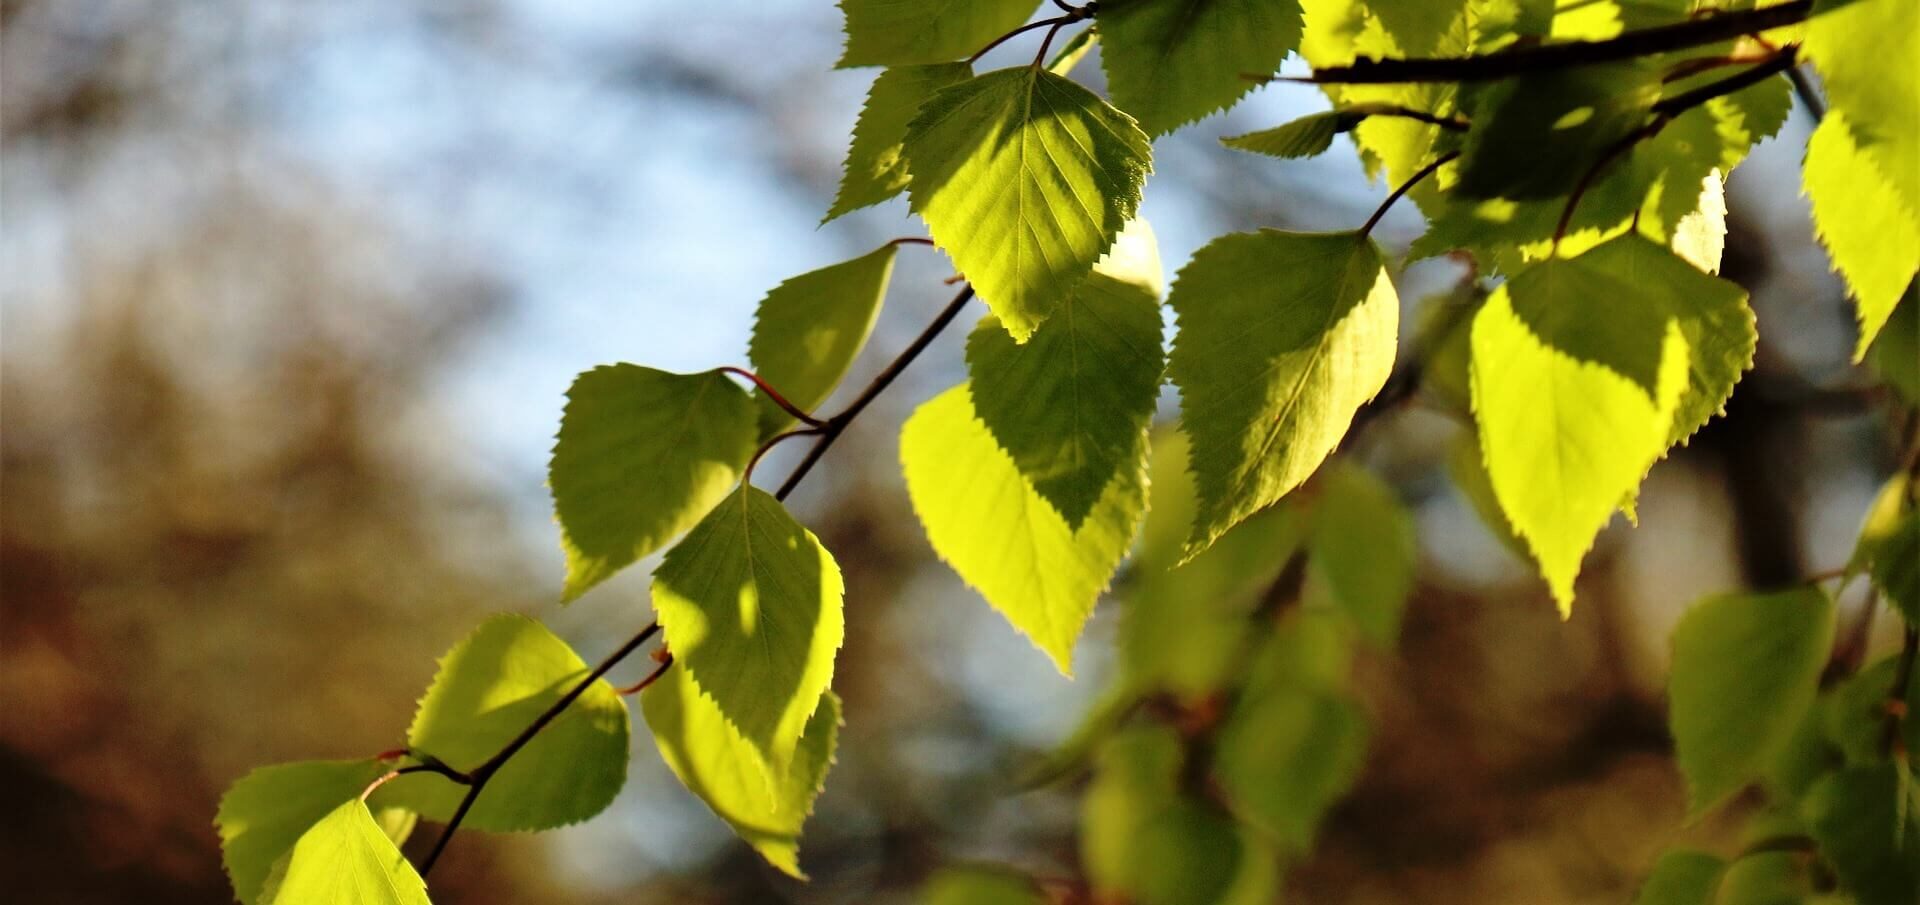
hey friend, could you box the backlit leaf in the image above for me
[901,385,1146,673]
[382,615,630,832]
[1470,236,1709,611]
[1802,0,1920,225]
[748,245,898,434]
[551,365,758,601]
[1668,587,1834,816]
[1221,110,1346,160]
[1096,0,1304,135]
[825,64,972,222]
[1456,61,1662,200]
[836,0,1040,68]
[966,219,1164,528]
[1804,112,1920,359]
[640,665,839,878]
[903,66,1152,341]
[651,487,844,772]
[218,759,388,905]
[1169,229,1398,559]
[259,801,430,905]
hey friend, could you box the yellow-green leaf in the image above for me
[651,487,844,772]
[747,245,897,434]
[1804,112,1920,359]
[825,64,973,222]
[258,801,431,905]
[1096,0,1304,135]
[836,0,1041,68]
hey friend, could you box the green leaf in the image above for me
[1867,511,1920,623]
[923,868,1048,905]
[1668,587,1835,816]
[1096,0,1304,135]
[1868,288,1920,404]
[381,615,630,832]
[747,245,898,434]
[1803,0,1920,226]
[1456,61,1662,200]
[1470,236,1714,611]
[1633,851,1725,905]
[1215,683,1369,852]
[651,486,844,772]
[1822,655,1920,767]
[1804,112,1920,360]
[1658,233,1757,451]
[1047,26,1098,76]
[1221,110,1346,159]
[1082,727,1246,905]
[825,64,973,222]
[903,66,1152,341]
[259,801,431,905]
[1302,462,1415,646]
[640,664,840,879]
[217,759,389,905]
[1804,765,1920,905]
[836,0,1040,68]
[1169,229,1398,559]
[1367,0,1466,53]
[965,219,1165,528]
[901,384,1146,673]
[551,365,759,601]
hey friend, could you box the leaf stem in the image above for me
[968,16,1074,65]
[618,652,676,696]
[1359,149,1459,240]
[718,366,824,427]
[1303,0,1811,84]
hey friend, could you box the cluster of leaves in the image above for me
[215,0,1920,902]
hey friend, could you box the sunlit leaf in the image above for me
[965,219,1164,528]
[381,615,630,832]
[748,245,897,434]
[651,487,844,772]
[1804,112,1920,359]
[218,759,388,905]
[1096,0,1304,135]
[836,0,1041,68]
[901,385,1146,673]
[640,665,839,878]
[1169,229,1398,559]
[825,64,972,222]
[904,66,1152,341]
[258,802,430,905]
[551,365,759,601]
[1803,0,1920,225]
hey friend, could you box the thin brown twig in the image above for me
[618,653,676,696]
[1360,150,1459,239]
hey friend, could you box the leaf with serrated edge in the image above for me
[904,66,1152,341]
[1803,0,1920,227]
[1168,230,1398,560]
[1097,0,1304,136]
[1804,113,1920,360]
[379,615,630,832]
[1222,111,1344,159]
[1668,587,1833,816]
[836,0,1041,68]
[966,219,1164,528]
[641,665,839,878]
[651,486,844,772]
[1471,236,1705,612]
[748,245,897,435]
[1457,60,1661,200]
[902,384,1146,673]
[825,64,972,222]
[551,365,758,601]
[218,759,388,905]
[258,801,430,905]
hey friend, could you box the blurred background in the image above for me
[1,1,1908,902]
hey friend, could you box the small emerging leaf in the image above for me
[1221,110,1346,159]
[651,487,844,772]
